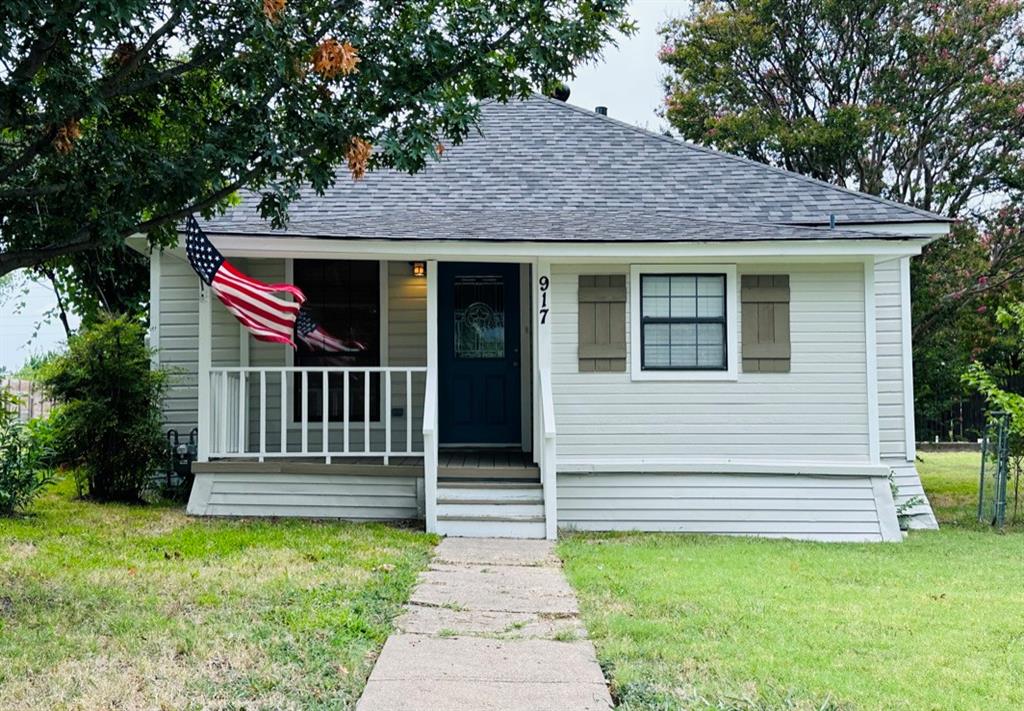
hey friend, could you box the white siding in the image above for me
[550,262,870,464]
[558,472,900,542]
[874,257,937,527]
[388,261,427,452]
[156,253,200,433]
[189,471,420,520]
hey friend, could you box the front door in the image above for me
[438,262,521,446]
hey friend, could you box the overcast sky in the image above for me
[0,0,688,372]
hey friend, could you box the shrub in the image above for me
[0,391,53,515]
[41,314,167,502]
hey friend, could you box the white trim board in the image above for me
[149,248,161,367]
[140,235,932,261]
[899,256,917,461]
[557,459,892,477]
[864,258,881,463]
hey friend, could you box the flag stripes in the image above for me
[185,215,306,348]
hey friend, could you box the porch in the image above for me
[187,257,557,538]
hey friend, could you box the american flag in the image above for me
[185,215,307,347]
[295,308,367,353]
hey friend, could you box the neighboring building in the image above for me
[134,95,949,541]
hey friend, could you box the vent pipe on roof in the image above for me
[548,83,570,102]
[595,106,608,116]
[829,213,836,229]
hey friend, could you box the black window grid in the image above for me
[639,273,728,371]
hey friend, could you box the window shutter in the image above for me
[741,274,790,373]
[578,274,626,372]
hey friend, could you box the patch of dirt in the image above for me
[4,541,37,560]
[0,640,302,711]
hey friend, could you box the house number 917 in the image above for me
[538,275,550,324]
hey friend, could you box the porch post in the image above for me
[537,258,557,540]
[197,285,212,462]
[423,259,439,533]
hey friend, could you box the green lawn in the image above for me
[915,450,1024,529]
[0,478,437,710]
[561,452,1024,711]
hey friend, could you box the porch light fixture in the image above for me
[410,261,426,278]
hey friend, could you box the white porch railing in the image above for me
[206,366,428,463]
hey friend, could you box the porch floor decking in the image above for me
[195,449,539,481]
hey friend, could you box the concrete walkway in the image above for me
[356,538,612,711]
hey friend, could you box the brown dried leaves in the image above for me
[311,39,360,80]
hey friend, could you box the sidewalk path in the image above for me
[356,538,613,711]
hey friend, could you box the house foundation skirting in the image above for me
[556,470,902,543]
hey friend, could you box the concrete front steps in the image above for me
[436,481,546,538]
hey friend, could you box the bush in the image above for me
[0,391,53,515]
[41,314,167,502]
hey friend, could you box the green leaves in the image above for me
[0,0,632,287]
[659,0,1024,216]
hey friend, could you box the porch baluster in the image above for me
[279,369,287,455]
[219,370,228,455]
[259,370,266,462]
[384,370,392,465]
[237,370,246,455]
[322,371,330,463]
[363,369,370,454]
[301,370,309,454]
[406,370,413,455]
[343,371,350,455]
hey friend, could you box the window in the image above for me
[453,275,506,359]
[293,260,380,422]
[640,274,726,370]
[630,264,737,381]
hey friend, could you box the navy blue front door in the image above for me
[439,263,521,446]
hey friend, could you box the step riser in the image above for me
[438,502,545,518]
[437,488,543,502]
[439,469,540,481]
[437,519,547,539]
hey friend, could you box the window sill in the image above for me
[630,368,738,382]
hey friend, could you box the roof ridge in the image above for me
[529,94,949,224]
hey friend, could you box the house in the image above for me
[136,95,950,541]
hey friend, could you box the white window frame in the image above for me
[629,263,738,382]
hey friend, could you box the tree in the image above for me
[1,0,633,283]
[659,0,1024,433]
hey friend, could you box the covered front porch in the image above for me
[180,254,557,538]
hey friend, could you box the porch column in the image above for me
[423,259,439,532]
[197,285,212,462]
[537,258,557,540]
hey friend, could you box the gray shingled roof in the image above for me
[200,95,947,242]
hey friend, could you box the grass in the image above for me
[560,452,1024,710]
[0,478,437,710]
[916,450,1023,529]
